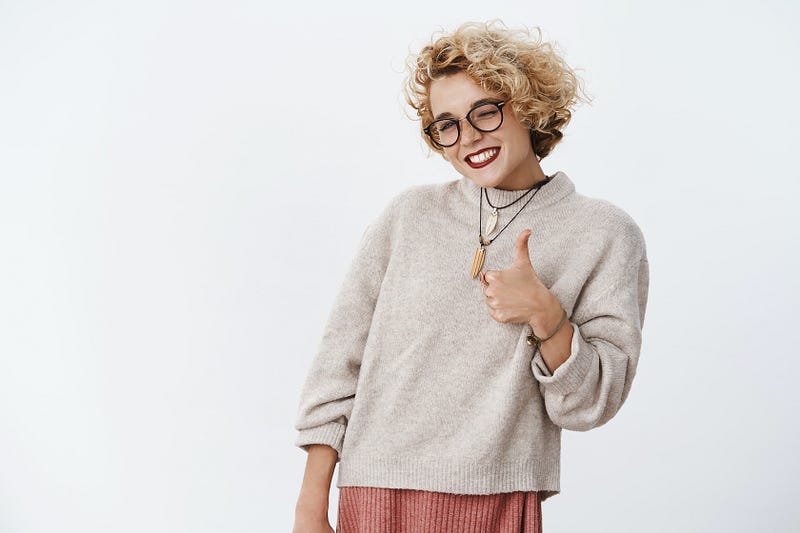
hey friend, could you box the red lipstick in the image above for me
[465,147,500,169]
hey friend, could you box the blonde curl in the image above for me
[404,20,592,159]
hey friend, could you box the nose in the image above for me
[459,119,482,146]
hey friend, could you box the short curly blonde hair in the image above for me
[405,20,591,159]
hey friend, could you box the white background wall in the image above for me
[1,1,798,532]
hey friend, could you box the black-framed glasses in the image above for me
[423,101,507,148]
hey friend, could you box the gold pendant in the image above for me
[470,244,486,278]
[485,209,498,235]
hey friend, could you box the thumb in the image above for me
[513,229,535,270]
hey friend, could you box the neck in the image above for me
[459,170,574,215]
[491,153,547,191]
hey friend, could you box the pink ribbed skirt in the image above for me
[336,486,542,533]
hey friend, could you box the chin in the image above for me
[466,170,504,188]
[461,162,507,186]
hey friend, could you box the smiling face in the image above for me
[427,71,546,191]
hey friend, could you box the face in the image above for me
[427,71,543,190]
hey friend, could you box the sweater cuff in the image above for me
[531,321,595,397]
[294,421,347,459]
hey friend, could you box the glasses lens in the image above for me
[428,119,459,147]
[468,103,503,132]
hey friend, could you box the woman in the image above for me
[292,20,649,533]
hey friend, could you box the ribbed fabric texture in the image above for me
[294,171,650,500]
[336,487,541,533]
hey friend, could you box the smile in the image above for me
[465,147,500,168]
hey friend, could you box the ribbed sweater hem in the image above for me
[336,455,560,497]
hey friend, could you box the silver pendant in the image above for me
[485,209,498,235]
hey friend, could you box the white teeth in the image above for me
[468,148,498,164]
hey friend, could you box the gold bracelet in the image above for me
[526,308,568,348]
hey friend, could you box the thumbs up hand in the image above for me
[480,228,555,325]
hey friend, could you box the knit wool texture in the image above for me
[293,171,650,502]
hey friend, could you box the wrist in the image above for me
[528,293,565,339]
[296,488,329,518]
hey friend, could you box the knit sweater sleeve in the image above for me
[292,198,396,460]
[530,211,650,432]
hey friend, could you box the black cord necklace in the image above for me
[482,178,541,235]
[470,174,553,279]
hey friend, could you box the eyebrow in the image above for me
[433,98,499,120]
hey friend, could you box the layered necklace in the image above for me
[470,174,554,278]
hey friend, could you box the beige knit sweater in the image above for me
[293,171,649,501]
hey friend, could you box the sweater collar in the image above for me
[458,170,575,209]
